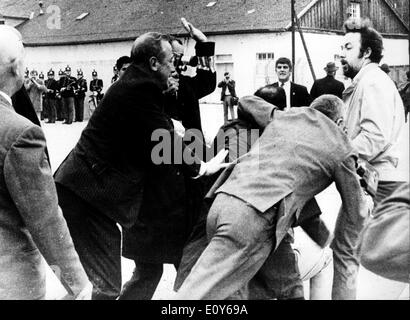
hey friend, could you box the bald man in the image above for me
[0,26,91,300]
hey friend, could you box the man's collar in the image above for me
[0,90,13,108]
[352,62,378,85]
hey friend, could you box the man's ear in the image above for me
[149,57,159,71]
[363,47,372,60]
[10,59,22,79]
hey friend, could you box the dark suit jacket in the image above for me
[0,95,88,299]
[272,81,312,107]
[218,79,236,101]
[216,96,367,250]
[165,42,216,133]
[55,64,201,262]
[310,75,345,100]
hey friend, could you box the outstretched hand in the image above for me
[203,149,231,176]
[181,17,207,42]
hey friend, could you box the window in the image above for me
[255,52,275,89]
[348,2,361,19]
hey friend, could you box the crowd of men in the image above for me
[0,16,408,301]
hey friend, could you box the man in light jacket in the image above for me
[0,25,91,300]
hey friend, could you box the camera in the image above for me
[356,159,379,198]
[174,54,198,73]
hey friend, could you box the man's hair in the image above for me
[310,94,345,122]
[130,32,171,65]
[116,56,132,70]
[275,57,292,70]
[343,18,384,63]
[224,72,230,76]
[254,85,286,110]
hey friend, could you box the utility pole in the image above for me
[291,0,295,82]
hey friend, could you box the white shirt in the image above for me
[280,81,291,111]
[0,90,12,106]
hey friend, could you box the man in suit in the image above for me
[74,69,87,122]
[59,65,77,124]
[310,62,345,100]
[272,57,311,110]
[120,19,217,300]
[174,86,333,300]
[218,72,237,124]
[172,94,369,300]
[54,32,227,300]
[0,25,91,300]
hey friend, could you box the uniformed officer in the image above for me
[44,69,59,123]
[59,65,77,124]
[39,72,46,120]
[75,69,87,122]
[56,69,64,121]
[89,69,104,106]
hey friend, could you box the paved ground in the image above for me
[42,103,409,300]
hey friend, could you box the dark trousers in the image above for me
[56,99,63,120]
[62,97,75,124]
[75,96,85,122]
[56,183,122,300]
[46,98,57,123]
[119,261,179,300]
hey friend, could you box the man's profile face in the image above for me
[276,63,291,83]
[340,32,365,79]
[157,40,176,89]
[118,63,130,77]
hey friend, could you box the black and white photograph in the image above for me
[0,0,409,305]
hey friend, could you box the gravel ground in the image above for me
[41,103,409,300]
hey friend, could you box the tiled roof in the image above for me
[3,0,313,45]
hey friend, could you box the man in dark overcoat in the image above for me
[310,62,345,100]
[54,32,226,300]
[120,19,217,300]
